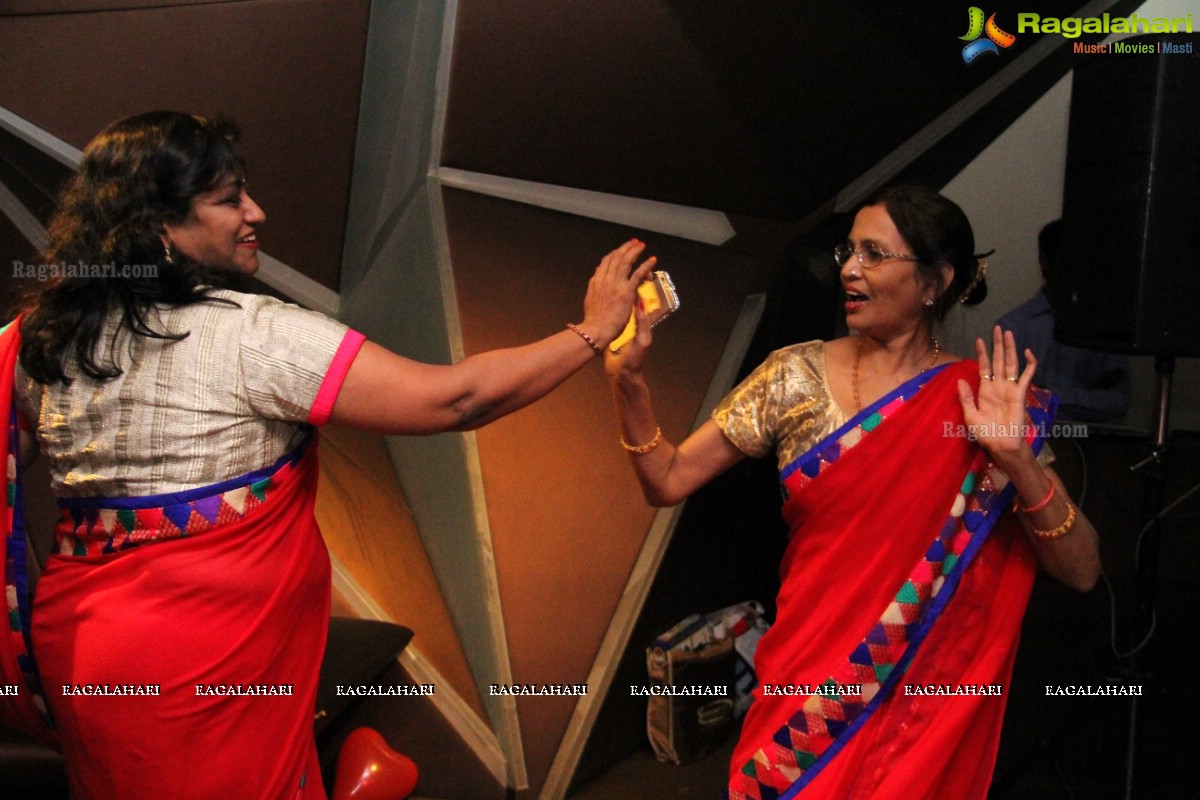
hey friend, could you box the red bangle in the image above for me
[1017,479,1055,514]
[566,323,602,356]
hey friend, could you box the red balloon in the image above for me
[333,727,419,800]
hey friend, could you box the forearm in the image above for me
[611,372,678,505]
[962,328,1101,591]
[609,373,744,506]
[1026,510,1100,592]
[332,238,655,435]
[452,328,599,429]
[1000,451,1101,592]
[330,331,598,435]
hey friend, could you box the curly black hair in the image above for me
[19,111,245,384]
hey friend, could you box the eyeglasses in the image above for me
[833,243,921,270]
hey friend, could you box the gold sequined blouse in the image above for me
[712,340,1055,472]
[711,341,847,471]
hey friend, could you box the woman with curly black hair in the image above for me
[1,110,651,799]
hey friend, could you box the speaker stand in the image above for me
[1123,353,1173,799]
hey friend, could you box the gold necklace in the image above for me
[852,335,940,412]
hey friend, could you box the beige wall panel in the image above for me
[443,188,769,792]
[317,424,484,720]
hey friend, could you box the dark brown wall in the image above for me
[442,0,1100,221]
[0,0,370,291]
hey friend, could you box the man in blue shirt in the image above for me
[997,220,1131,422]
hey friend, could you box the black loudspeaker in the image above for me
[1053,33,1200,356]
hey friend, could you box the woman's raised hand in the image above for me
[579,239,657,351]
[956,326,1038,465]
[602,290,656,381]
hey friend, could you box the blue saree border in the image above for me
[56,434,310,511]
[6,391,54,727]
[780,362,952,485]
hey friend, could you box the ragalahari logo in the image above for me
[961,7,1017,62]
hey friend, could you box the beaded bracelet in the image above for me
[1017,479,1056,514]
[566,323,602,355]
[1032,502,1077,540]
[621,427,663,455]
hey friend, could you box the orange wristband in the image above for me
[1017,479,1055,514]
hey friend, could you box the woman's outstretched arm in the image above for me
[330,240,654,434]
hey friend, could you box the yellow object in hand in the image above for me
[608,271,679,353]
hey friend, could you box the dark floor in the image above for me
[569,736,738,800]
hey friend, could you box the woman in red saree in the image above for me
[2,111,653,798]
[606,186,1100,799]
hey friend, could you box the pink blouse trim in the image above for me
[307,329,367,426]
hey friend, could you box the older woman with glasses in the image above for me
[605,185,1099,799]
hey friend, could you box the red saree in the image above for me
[728,359,1055,800]
[2,321,332,799]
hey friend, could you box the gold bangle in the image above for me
[621,427,662,455]
[1031,502,1077,540]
